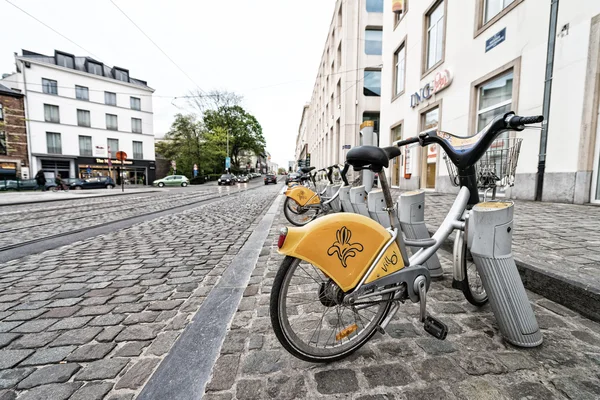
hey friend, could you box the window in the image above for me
[425,1,445,71]
[105,92,116,106]
[42,79,58,95]
[44,104,60,123]
[46,132,61,154]
[391,124,403,186]
[88,62,103,76]
[421,107,439,189]
[76,85,89,101]
[114,69,129,82]
[363,70,382,96]
[0,132,6,155]
[0,104,3,121]
[394,0,409,26]
[484,0,515,24]
[131,118,142,133]
[365,29,383,55]
[107,139,119,158]
[56,53,74,69]
[476,71,513,131]
[77,109,91,127]
[363,113,380,146]
[366,0,384,12]
[394,43,406,97]
[106,114,118,130]
[337,43,342,69]
[133,141,143,159]
[130,97,141,110]
[79,135,92,156]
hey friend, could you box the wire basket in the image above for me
[443,137,523,191]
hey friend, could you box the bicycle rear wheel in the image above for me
[283,197,318,226]
[270,256,392,362]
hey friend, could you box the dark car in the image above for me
[285,173,301,185]
[264,174,277,185]
[70,176,116,190]
[218,174,235,185]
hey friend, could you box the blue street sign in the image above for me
[87,167,91,175]
[225,157,231,169]
[485,28,506,53]
[193,169,198,177]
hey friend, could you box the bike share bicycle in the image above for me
[270,112,543,362]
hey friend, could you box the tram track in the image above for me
[0,183,271,261]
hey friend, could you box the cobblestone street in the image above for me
[0,183,281,400]
[204,197,600,400]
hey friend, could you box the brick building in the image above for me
[0,83,28,180]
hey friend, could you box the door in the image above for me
[420,107,439,189]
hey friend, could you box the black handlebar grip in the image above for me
[326,167,334,184]
[396,137,420,147]
[509,115,544,127]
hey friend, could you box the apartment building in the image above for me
[296,0,384,169]
[380,0,600,204]
[1,50,156,185]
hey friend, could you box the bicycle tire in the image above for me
[270,256,392,362]
[455,231,488,306]
[283,197,318,226]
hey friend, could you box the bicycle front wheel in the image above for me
[455,231,488,306]
[270,256,392,362]
[283,197,318,226]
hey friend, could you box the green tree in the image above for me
[203,105,266,169]
[156,114,203,178]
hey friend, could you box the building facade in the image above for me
[0,84,28,180]
[298,0,385,169]
[1,50,156,185]
[379,0,600,204]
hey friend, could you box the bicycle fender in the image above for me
[285,186,320,206]
[278,213,392,292]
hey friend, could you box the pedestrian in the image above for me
[35,169,47,191]
[54,173,67,191]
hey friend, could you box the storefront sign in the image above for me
[95,158,133,165]
[486,28,506,53]
[94,145,107,157]
[410,69,453,108]
[342,145,351,149]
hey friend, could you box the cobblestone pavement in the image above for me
[204,198,600,400]
[0,183,281,400]
[407,193,600,301]
[0,181,264,248]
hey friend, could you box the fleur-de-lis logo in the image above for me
[327,226,364,268]
[298,190,306,201]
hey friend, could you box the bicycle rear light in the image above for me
[277,227,288,249]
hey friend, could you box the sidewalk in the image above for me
[203,195,600,399]
[0,187,160,206]
[404,192,600,322]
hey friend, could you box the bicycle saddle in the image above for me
[300,166,315,173]
[346,146,401,172]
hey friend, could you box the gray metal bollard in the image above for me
[326,184,342,212]
[339,186,353,212]
[349,186,370,217]
[367,189,391,227]
[398,190,443,278]
[468,201,542,347]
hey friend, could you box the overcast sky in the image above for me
[0,0,336,169]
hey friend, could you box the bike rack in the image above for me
[468,201,542,347]
[398,190,443,278]
[367,189,391,227]
[325,184,342,212]
[349,186,370,217]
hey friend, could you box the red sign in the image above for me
[116,151,128,161]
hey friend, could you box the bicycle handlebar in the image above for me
[395,137,420,147]
[326,166,334,184]
[507,115,544,128]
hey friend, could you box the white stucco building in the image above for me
[1,49,156,184]
[297,0,384,169]
[379,0,600,204]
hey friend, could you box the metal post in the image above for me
[121,159,124,192]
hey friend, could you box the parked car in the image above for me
[152,175,190,187]
[264,174,277,185]
[70,176,116,190]
[238,175,249,183]
[285,173,301,185]
[217,174,235,185]
[0,179,57,191]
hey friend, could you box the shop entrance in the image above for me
[78,164,147,185]
[420,107,439,189]
[41,160,71,179]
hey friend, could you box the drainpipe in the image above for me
[535,0,559,201]
[20,57,34,176]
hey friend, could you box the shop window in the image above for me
[44,104,60,123]
[421,107,439,189]
[79,136,92,156]
[47,132,62,154]
[476,71,513,132]
[424,1,445,73]
[364,70,382,97]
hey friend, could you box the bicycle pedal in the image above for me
[423,316,448,340]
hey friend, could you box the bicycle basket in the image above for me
[442,137,523,189]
